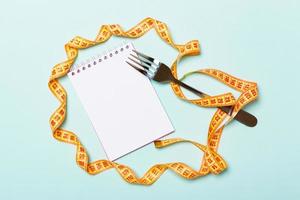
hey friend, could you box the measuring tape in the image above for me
[48,17,258,185]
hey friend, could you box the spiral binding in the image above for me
[70,42,131,76]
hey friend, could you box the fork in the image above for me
[126,50,257,127]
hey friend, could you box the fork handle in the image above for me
[172,78,257,127]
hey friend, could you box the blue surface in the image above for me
[1,0,299,199]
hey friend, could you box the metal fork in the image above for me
[126,50,257,127]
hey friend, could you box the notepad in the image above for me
[68,43,174,161]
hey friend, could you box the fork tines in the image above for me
[132,50,155,62]
[126,50,158,78]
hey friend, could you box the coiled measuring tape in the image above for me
[48,17,258,185]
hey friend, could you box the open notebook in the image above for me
[68,43,174,161]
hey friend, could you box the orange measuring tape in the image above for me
[48,17,258,185]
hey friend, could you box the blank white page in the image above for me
[68,43,174,161]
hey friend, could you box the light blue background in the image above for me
[1,0,299,199]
